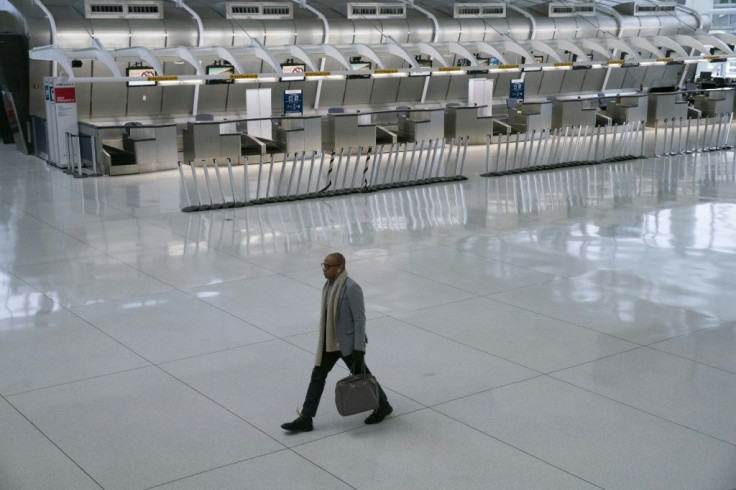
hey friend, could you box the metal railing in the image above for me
[482,113,734,177]
[482,122,644,176]
[178,137,469,212]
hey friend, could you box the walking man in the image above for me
[281,252,392,432]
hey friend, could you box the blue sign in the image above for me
[284,89,303,114]
[509,79,525,101]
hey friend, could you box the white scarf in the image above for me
[315,269,348,366]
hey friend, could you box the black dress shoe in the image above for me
[281,415,313,432]
[364,403,393,424]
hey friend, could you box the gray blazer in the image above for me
[334,277,367,357]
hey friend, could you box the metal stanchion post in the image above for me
[602,123,609,160]
[503,130,511,171]
[520,131,530,169]
[296,151,307,194]
[511,133,521,170]
[668,118,677,155]
[435,139,446,178]
[306,151,317,194]
[255,153,264,200]
[610,123,619,158]
[213,159,231,208]
[677,117,684,154]
[405,142,418,182]
[485,134,491,174]
[382,143,395,184]
[333,148,345,189]
[685,118,693,154]
[179,162,198,212]
[314,150,326,192]
[286,152,299,195]
[496,134,503,173]
[723,112,733,147]
[457,137,469,176]
[189,161,206,210]
[201,159,220,209]
[91,135,100,176]
[264,153,276,198]
[350,147,362,188]
[702,116,710,152]
[243,156,251,203]
[276,153,289,197]
[341,147,353,189]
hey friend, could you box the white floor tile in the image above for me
[489,278,722,345]
[12,255,174,308]
[110,245,272,289]
[0,269,60,321]
[0,398,101,489]
[186,275,322,337]
[0,309,149,396]
[572,267,736,321]
[370,246,558,295]
[291,316,538,406]
[295,409,597,490]
[395,296,637,373]
[0,227,104,268]
[71,290,275,363]
[651,322,736,373]
[155,450,351,489]
[9,366,283,490]
[64,218,189,254]
[161,339,423,446]
[436,376,736,489]
[553,347,736,444]
[2,145,736,489]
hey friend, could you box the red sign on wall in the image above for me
[54,86,76,104]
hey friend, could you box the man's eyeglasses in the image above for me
[321,263,340,270]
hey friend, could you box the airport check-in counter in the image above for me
[182,120,242,165]
[551,98,598,129]
[323,111,376,150]
[398,108,445,143]
[647,92,689,126]
[507,101,553,133]
[79,122,178,176]
[444,105,493,144]
[693,88,735,117]
[273,115,322,154]
[606,94,648,125]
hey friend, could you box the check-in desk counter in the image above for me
[80,122,178,176]
[398,108,444,142]
[647,92,689,126]
[324,112,376,150]
[507,101,552,133]
[445,105,493,144]
[182,121,242,165]
[693,88,735,117]
[551,98,597,129]
[273,116,322,154]
[606,94,648,125]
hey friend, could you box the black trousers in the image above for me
[301,350,389,418]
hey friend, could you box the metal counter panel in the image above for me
[369,79,401,105]
[160,62,195,116]
[397,77,426,104]
[320,79,348,107]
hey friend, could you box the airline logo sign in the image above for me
[54,87,77,104]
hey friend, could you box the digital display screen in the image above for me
[206,64,235,84]
[281,64,305,81]
[127,66,157,87]
[350,61,372,71]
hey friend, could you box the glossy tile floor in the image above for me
[2,143,736,489]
